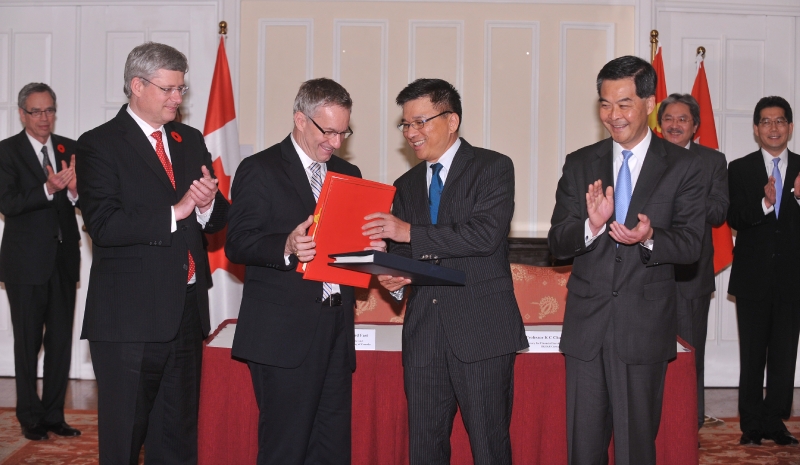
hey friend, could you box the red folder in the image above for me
[298,172,396,288]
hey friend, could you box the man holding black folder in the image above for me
[365,78,528,465]
[226,78,384,465]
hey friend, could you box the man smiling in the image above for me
[549,56,705,465]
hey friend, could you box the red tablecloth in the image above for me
[198,321,698,465]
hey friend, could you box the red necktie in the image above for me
[152,131,195,283]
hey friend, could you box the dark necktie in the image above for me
[772,158,782,218]
[309,162,332,300]
[41,146,51,176]
[152,131,195,283]
[429,163,444,224]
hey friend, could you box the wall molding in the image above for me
[408,20,464,92]
[484,20,540,231]
[558,22,614,174]
[333,19,389,182]
[256,18,313,152]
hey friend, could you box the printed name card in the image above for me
[355,329,376,350]
[524,330,562,353]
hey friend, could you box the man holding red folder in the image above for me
[226,78,384,465]
[365,78,528,465]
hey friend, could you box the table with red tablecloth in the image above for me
[198,320,698,465]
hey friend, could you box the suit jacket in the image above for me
[727,149,800,302]
[227,135,360,370]
[76,105,229,342]
[674,142,729,299]
[389,138,528,367]
[549,134,706,365]
[0,130,81,285]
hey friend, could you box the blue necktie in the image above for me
[309,162,331,300]
[429,163,444,224]
[772,158,782,218]
[615,150,634,225]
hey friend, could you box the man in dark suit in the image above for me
[367,78,528,465]
[658,93,729,431]
[0,83,81,441]
[548,56,705,465]
[227,78,382,465]
[75,42,228,464]
[727,96,800,446]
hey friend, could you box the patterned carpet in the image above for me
[1,407,797,464]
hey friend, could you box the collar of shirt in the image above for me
[126,105,171,162]
[291,134,327,184]
[612,129,652,190]
[761,147,788,182]
[25,132,55,172]
[426,138,461,188]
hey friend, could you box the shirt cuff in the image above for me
[67,190,78,205]
[584,219,606,246]
[762,197,775,215]
[195,199,215,228]
[640,238,654,250]
[390,288,404,301]
[170,207,177,233]
[43,184,53,201]
[284,254,291,266]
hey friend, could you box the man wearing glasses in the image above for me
[76,42,229,464]
[0,83,81,441]
[728,96,799,447]
[365,78,528,464]
[227,78,383,465]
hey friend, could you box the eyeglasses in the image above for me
[305,114,353,140]
[397,111,452,132]
[139,76,188,96]
[21,107,56,118]
[758,118,789,128]
[661,115,693,124]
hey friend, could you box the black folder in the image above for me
[328,251,466,286]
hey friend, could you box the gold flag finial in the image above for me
[219,21,227,35]
[697,46,705,58]
[650,30,659,62]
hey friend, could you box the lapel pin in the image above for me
[57,144,66,153]
[170,131,182,143]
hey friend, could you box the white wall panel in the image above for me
[0,33,8,106]
[409,21,463,93]
[724,114,758,162]
[13,33,52,93]
[105,32,145,104]
[725,40,765,113]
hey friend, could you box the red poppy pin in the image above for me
[56,144,65,153]
[170,131,182,143]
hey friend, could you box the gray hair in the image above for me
[18,83,56,109]
[658,93,701,127]
[293,78,352,117]
[123,42,188,98]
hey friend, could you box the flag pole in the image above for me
[650,30,659,63]
[697,46,705,59]
[219,21,227,36]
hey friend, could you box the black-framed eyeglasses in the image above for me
[305,114,353,140]
[397,111,453,132]
[758,118,789,128]
[21,107,56,118]
[139,76,188,96]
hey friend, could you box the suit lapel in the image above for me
[280,136,317,214]
[16,131,48,183]
[626,136,668,228]
[406,162,430,224]
[781,150,800,213]
[164,123,187,193]
[437,138,473,223]
[116,106,175,192]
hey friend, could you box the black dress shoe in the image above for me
[740,430,762,445]
[764,430,799,446]
[43,422,81,437]
[21,424,49,441]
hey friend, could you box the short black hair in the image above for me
[396,78,462,130]
[658,93,701,128]
[596,55,657,99]
[753,96,793,125]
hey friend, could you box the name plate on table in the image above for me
[355,329,376,350]
[524,330,562,353]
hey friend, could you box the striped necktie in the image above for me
[309,162,332,300]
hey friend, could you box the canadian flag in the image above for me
[204,36,245,328]
[691,51,733,274]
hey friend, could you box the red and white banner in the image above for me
[204,36,245,329]
[648,45,668,138]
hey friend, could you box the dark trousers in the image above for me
[565,317,668,465]
[676,292,712,429]
[7,244,76,428]
[248,305,352,465]
[736,296,800,434]
[90,285,202,465]
[404,315,516,465]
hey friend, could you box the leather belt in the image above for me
[318,293,342,307]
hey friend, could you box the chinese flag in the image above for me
[648,45,668,138]
[203,37,245,281]
[691,52,733,274]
